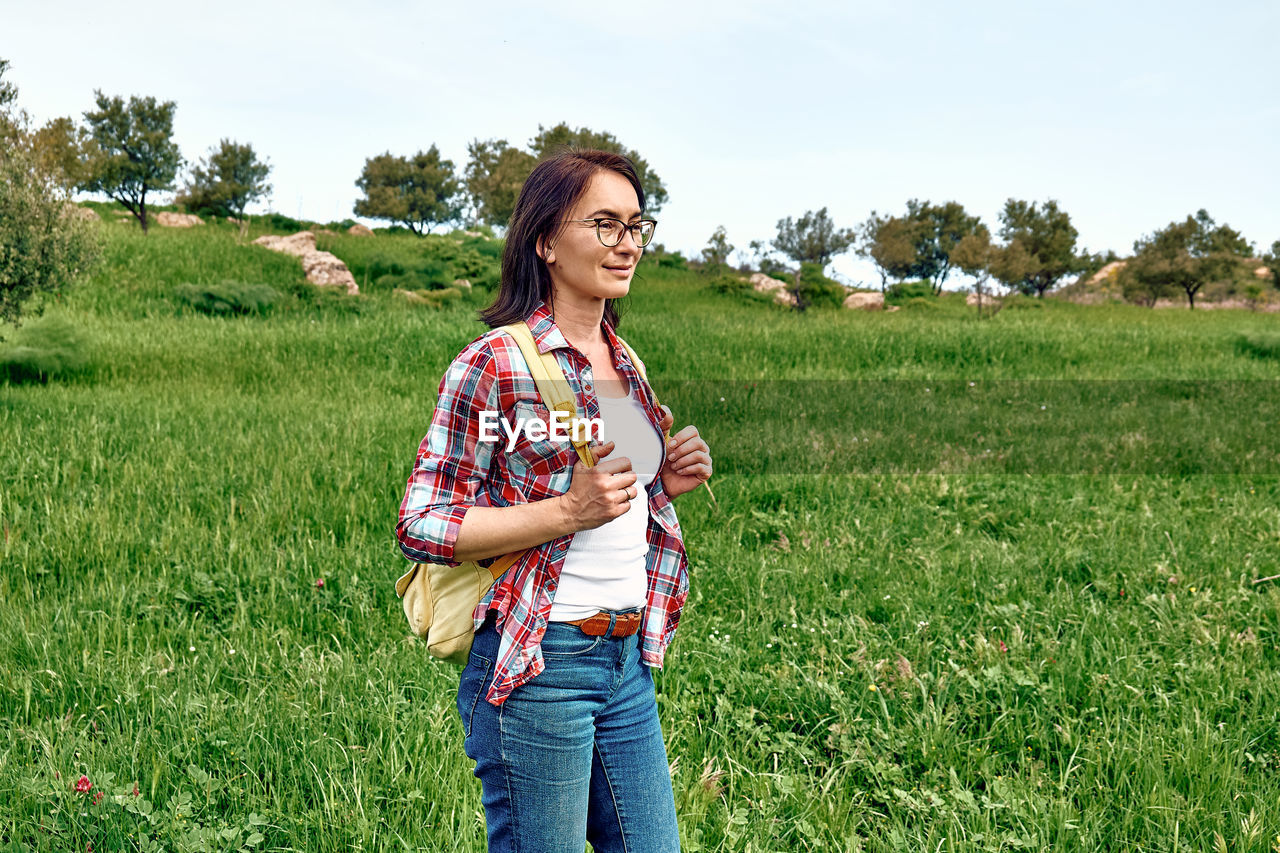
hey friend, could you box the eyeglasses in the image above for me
[563,218,658,248]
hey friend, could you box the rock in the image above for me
[154,212,205,228]
[393,288,430,305]
[1086,260,1126,286]
[843,291,884,310]
[253,230,359,295]
[453,278,472,289]
[966,291,1003,307]
[253,230,316,257]
[749,272,789,293]
[347,224,373,237]
[64,205,100,222]
[749,273,796,305]
[462,229,485,238]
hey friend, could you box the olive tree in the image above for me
[81,91,183,233]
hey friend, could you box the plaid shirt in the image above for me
[396,300,689,706]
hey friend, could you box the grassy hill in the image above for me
[2,220,1280,851]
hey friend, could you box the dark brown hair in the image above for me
[480,148,646,330]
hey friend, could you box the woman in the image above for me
[396,148,712,852]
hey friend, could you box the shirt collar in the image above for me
[524,300,631,374]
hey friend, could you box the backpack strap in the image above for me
[500,322,596,467]
[615,335,671,445]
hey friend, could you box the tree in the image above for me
[1262,240,1280,290]
[994,199,1081,297]
[528,123,668,214]
[951,225,1001,317]
[701,226,734,271]
[29,117,93,191]
[80,91,182,234]
[179,139,271,228]
[1124,210,1253,309]
[900,200,983,295]
[0,62,100,333]
[354,145,464,235]
[772,207,856,268]
[464,138,536,228]
[857,211,918,291]
[0,58,19,141]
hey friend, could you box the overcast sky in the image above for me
[6,0,1278,285]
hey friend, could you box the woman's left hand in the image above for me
[657,405,712,499]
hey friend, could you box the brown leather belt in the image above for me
[566,611,642,637]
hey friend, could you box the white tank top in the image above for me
[548,383,664,621]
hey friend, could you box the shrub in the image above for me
[173,281,280,316]
[657,251,688,270]
[885,280,934,302]
[903,297,935,310]
[0,313,92,383]
[396,287,464,308]
[758,259,793,280]
[1235,332,1280,361]
[708,274,751,296]
[796,262,846,310]
[261,212,307,233]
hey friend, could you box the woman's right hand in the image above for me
[560,440,637,531]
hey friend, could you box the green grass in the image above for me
[2,227,1280,851]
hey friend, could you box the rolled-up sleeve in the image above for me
[396,340,500,566]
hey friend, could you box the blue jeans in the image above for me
[457,612,681,852]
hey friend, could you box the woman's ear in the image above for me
[536,236,555,265]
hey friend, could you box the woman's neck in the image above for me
[551,294,607,355]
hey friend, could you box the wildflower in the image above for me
[868,684,878,691]
[74,775,92,794]
[998,640,1008,653]
[316,578,325,588]
[766,643,773,649]
[92,790,104,805]
[131,784,140,797]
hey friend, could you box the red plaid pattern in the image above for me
[396,300,689,706]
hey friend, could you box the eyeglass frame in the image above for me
[561,217,658,248]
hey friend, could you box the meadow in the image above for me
[2,217,1280,852]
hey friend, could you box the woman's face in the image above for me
[541,170,644,306]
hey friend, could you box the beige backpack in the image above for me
[394,320,659,664]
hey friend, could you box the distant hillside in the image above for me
[1054,257,1275,307]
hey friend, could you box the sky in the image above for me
[6,0,1278,286]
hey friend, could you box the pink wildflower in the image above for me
[131,784,140,797]
[315,578,324,588]
[92,790,104,805]
[75,775,92,793]
[998,640,1008,653]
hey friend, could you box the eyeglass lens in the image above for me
[598,219,655,247]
